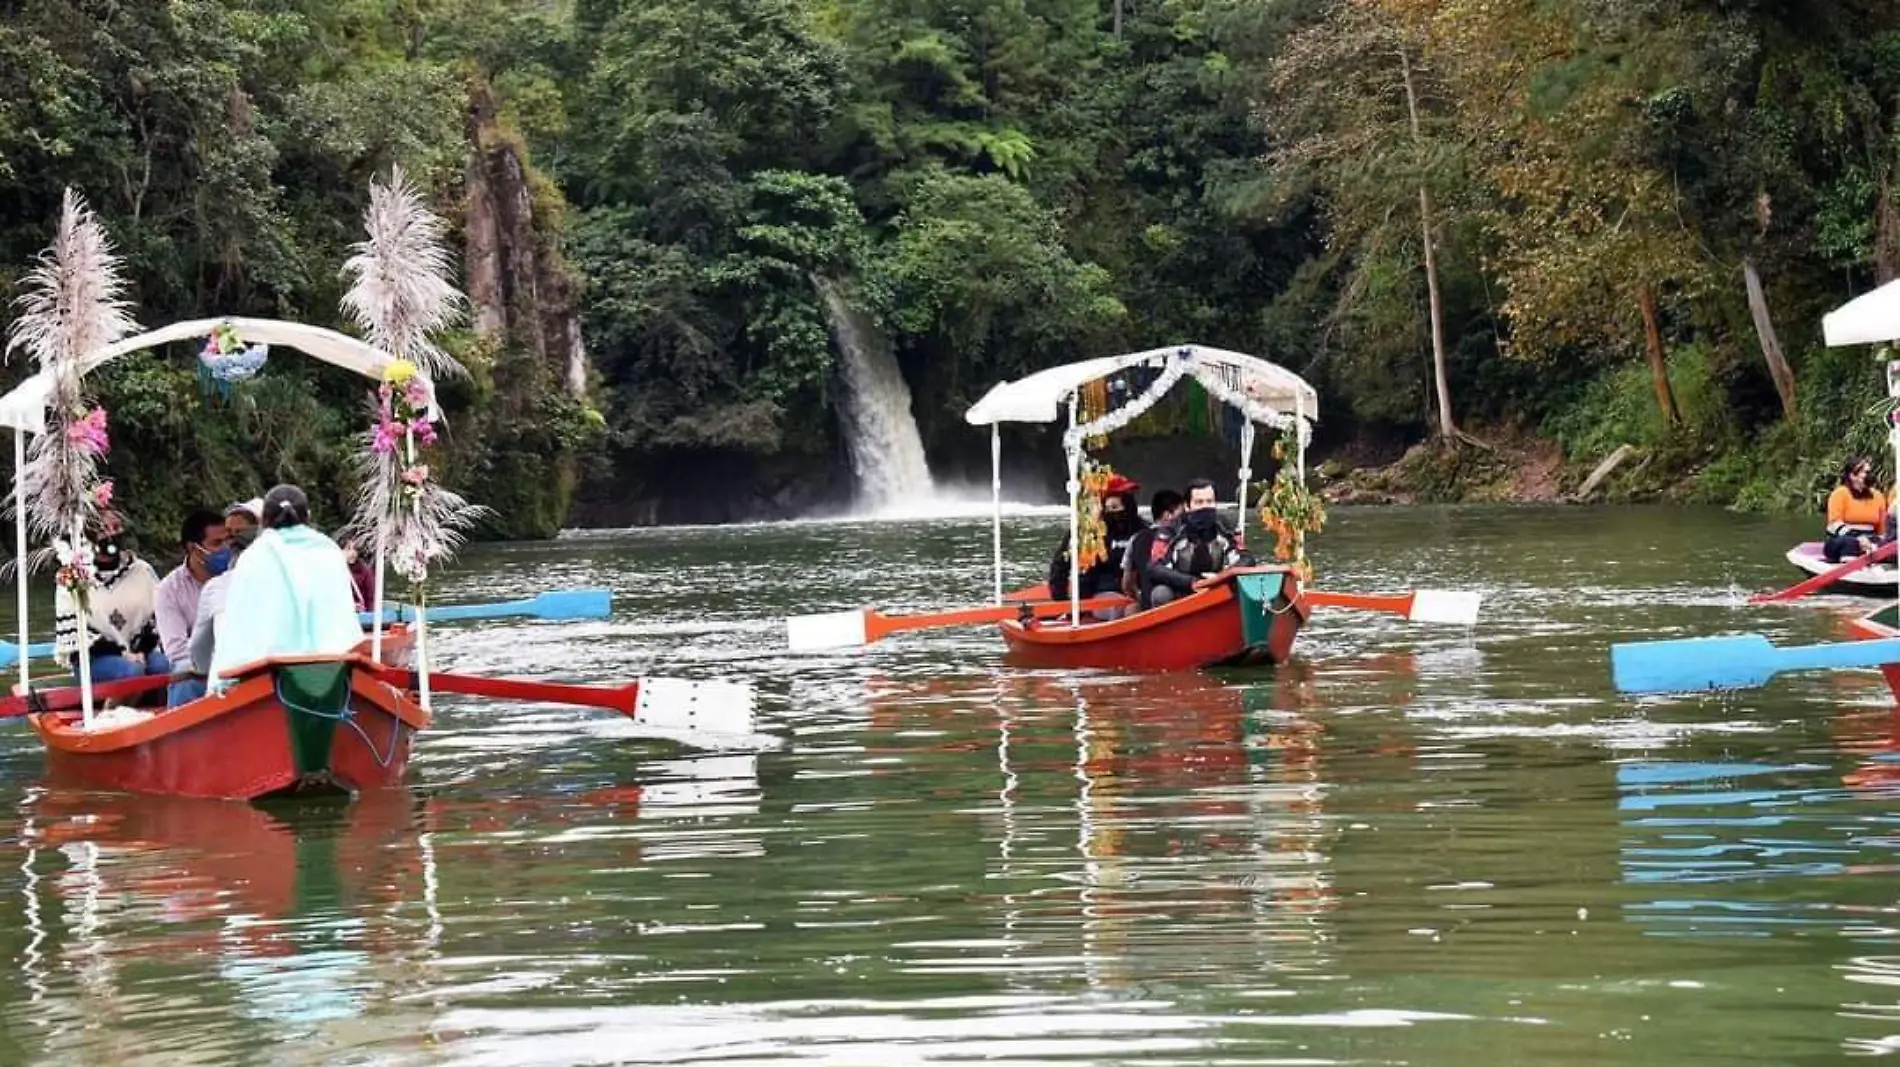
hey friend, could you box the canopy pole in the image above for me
[1296,392,1307,482]
[72,516,92,727]
[1235,421,1256,543]
[405,425,432,712]
[1888,358,1899,626]
[1067,394,1081,626]
[415,596,432,712]
[14,429,28,695]
[991,425,1004,605]
[370,537,387,662]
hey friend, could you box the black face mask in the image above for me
[1180,508,1222,538]
[1104,508,1142,539]
[93,540,125,572]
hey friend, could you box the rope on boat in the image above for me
[272,674,404,768]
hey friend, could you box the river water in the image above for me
[3,503,1899,1065]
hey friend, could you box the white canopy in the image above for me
[0,316,426,435]
[963,343,1319,426]
[1824,279,1900,348]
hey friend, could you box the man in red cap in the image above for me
[1049,473,1147,611]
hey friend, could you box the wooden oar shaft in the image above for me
[1,673,173,718]
[1303,591,1412,614]
[869,594,1130,641]
[369,665,638,715]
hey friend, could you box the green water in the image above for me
[2,504,1898,1065]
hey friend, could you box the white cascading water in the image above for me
[812,275,937,512]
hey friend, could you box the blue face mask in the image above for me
[204,546,234,577]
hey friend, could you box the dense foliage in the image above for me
[5,0,1900,534]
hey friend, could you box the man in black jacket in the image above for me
[1146,478,1248,606]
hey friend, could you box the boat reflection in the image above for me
[11,749,766,1060]
[861,667,1343,994]
[14,785,438,1056]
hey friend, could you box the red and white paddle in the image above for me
[786,594,1131,651]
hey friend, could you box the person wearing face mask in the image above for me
[176,523,257,703]
[156,508,228,704]
[1145,478,1252,607]
[208,484,366,693]
[1049,474,1146,610]
[1122,488,1184,610]
[53,513,169,687]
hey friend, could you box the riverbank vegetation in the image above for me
[3,0,1897,531]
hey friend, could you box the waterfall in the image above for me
[812,275,936,511]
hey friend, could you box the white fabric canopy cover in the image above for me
[0,316,428,434]
[1824,279,1900,348]
[964,343,1319,426]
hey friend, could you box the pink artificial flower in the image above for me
[67,407,108,455]
[372,415,402,454]
[412,418,438,447]
[405,379,431,411]
[91,480,113,508]
[401,464,430,486]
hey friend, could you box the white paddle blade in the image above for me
[786,609,869,651]
[634,676,757,738]
[1409,590,1482,626]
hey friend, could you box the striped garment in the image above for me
[54,558,162,660]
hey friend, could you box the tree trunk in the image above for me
[1113,0,1123,38]
[1742,259,1797,421]
[1880,91,1900,284]
[1399,47,1457,440]
[1638,283,1680,426]
[1879,171,1900,286]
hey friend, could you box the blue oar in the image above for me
[0,590,614,671]
[1611,633,1900,695]
[0,640,58,671]
[359,587,612,626]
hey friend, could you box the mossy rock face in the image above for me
[1378,441,1516,503]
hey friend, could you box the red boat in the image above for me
[999,565,1309,672]
[18,636,425,802]
[1845,604,1900,705]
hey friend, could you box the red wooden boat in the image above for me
[1845,604,1900,705]
[17,635,425,802]
[999,565,1309,672]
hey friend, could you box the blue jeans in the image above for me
[168,678,207,706]
[88,649,172,682]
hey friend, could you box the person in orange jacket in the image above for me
[1824,455,1893,562]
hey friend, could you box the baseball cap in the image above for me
[225,498,263,520]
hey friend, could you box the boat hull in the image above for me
[998,566,1308,672]
[22,640,427,802]
[1847,605,1900,706]
[1788,542,1899,597]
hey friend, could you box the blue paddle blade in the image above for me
[357,588,614,627]
[1611,633,1900,694]
[520,588,613,621]
[0,641,59,670]
[1611,634,1779,694]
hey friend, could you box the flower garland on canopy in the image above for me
[3,189,136,604]
[1257,422,1326,580]
[339,168,485,594]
